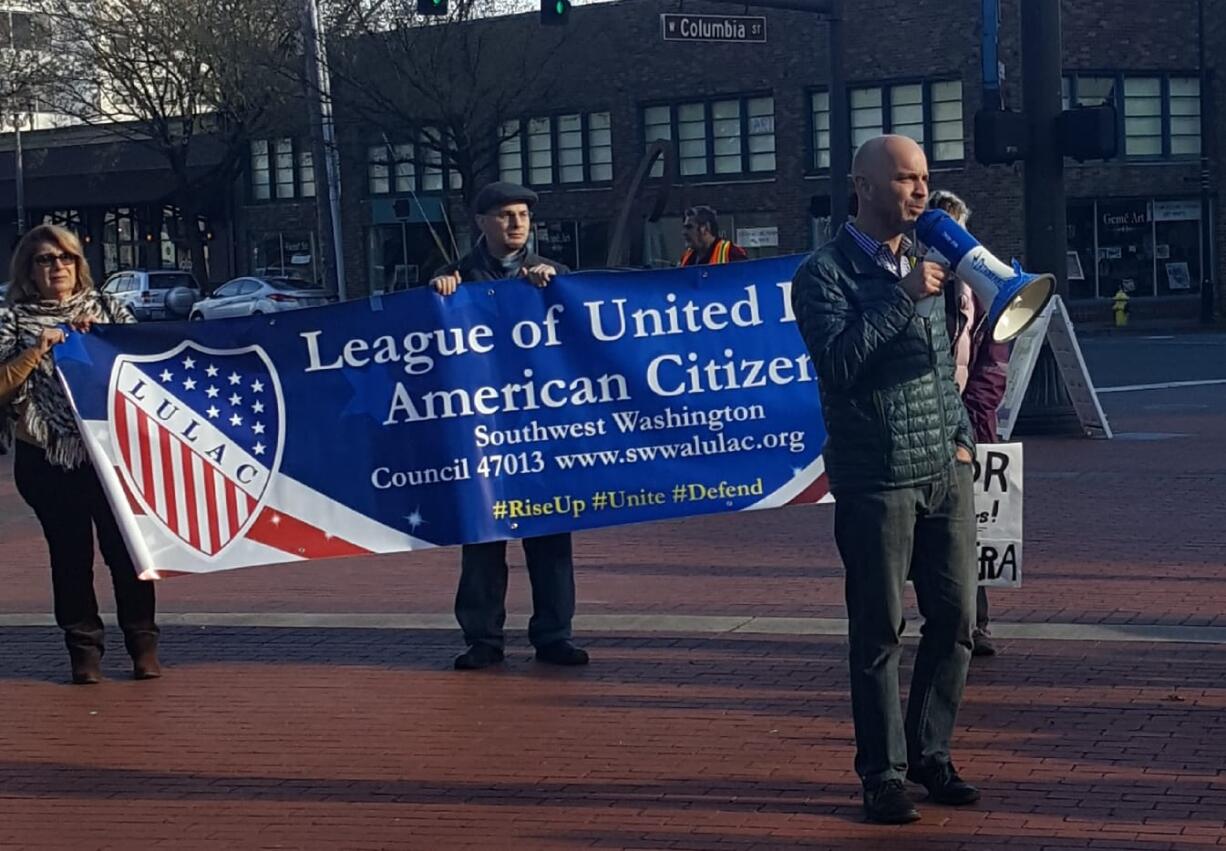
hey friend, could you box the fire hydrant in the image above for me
[1113,287,1130,327]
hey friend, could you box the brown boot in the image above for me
[132,647,162,680]
[69,649,102,685]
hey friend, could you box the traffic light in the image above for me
[540,0,570,25]
[417,0,446,15]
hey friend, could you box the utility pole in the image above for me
[1198,0,1215,323]
[13,112,26,235]
[826,0,847,231]
[1020,0,1067,295]
[303,0,347,299]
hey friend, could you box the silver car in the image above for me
[101,270,202,320]
[190,276,332,320]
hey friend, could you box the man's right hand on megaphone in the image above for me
[900,260,953,303]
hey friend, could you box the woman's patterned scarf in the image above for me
[0,291,133,468]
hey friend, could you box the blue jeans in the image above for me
[833,462,977,788]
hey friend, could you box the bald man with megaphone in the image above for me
[790,134,981,825]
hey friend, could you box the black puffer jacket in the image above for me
[791,226,973,493]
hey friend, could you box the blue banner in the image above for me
[55,256,829,577]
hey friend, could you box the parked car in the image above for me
[254,265,314,282]
[190,276,333,320]
[101,270,202,321]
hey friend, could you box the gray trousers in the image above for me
[833,462,977,788]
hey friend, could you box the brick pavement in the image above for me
[1,630,1224,850]
[3,387,1222,627]
[0,376,1224,848]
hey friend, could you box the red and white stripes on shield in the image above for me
[113,390,258,556]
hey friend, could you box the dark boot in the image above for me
[68,647,102,686]
[127,635,162,680]
[132,647,162,680]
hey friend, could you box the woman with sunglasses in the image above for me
[0,224,160,685]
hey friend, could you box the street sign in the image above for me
[661,13,767,44]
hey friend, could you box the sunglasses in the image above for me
[33,252,76,269]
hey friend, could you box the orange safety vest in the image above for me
[681,239,735,266]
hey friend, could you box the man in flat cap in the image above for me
[429,181,587,671]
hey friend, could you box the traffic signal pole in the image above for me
[1021,0,1068,296]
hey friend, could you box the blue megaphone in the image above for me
[915,209,1056,343]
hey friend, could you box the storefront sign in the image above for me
[1152,200,1201,222]
[736,226,779,248]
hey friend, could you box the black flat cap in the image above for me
[473,181,538,214]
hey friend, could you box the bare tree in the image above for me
[35,0,298,282]
[325,0,566,212]
[2,10,65,236]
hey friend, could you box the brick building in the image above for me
[3,0,1224,319]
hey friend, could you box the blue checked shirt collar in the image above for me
[845,221,913,278]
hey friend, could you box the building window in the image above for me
[849,87,883,151]
[711,99,741,174]
[298,150,315,198]
[1124,77,1163,157]
[368,145,390,195]
[929,81,964,161]
[835,79,964,166]
[644,105,671,177]
[42,209,82,232]
[499,112,614,186]
[810,90,830,171]
[1067,198,1208,299]
[273,139,295,199]
[499,121,524,184]
[446,135,463,191]
[252,232,317,282]
[250,140,271,201]
[1065,73,1200,159]
[588,112,612,182]
[103,208,139,275]
[367,134,457,196]
[4,11,48,51]
[250,138,313,201]
[1070,76,1116,108]
[392,143,415,193]
[1168,77,1201,156]
[421,128,444,192]
[677,102,707,176]
[889,84,924,144]
[746,97,775,172]
[641,95,776,180]
[558,114,584,183]
[526,118,552,185]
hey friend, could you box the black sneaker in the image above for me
[862,779,920,824]
[972,628,998,657]
[454,645,505,670]
[534,641,589,666]
[906,762,981,806]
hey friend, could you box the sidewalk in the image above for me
[1,628,1223,850]
[1,382,1224,849]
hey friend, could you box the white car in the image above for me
[101,270,202,320]
[190,277,333,320]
